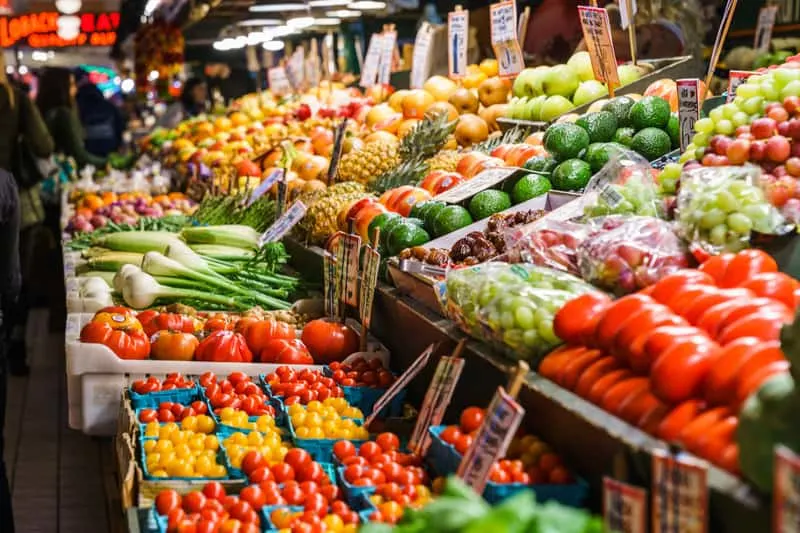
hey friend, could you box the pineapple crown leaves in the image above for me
[398,111,457,162]
[472,125,532,154]
[371,157,430,194]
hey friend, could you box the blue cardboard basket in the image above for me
[322,367,406,418]
[207,396,287,435]
[139,433,241,481]
[336,466,378,508]
[426,425,462,477]
[483,476,590,506]
[129,383,203,410]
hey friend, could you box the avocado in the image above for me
[613,127,636,147]
[575,111,618,143]
[629,96,671,130]
[601,96,636,128]
[431,205,474,237]
[551,159,592,191]
[385,221,430,256]
[468,190,512,220]
[512,174,551,203]
[543,123,591,161]
[631,127,673,161]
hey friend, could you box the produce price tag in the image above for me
[268,67,292,95]
[411,22,434,89]
[359,245,380,329]
[259,200,308,245]
[378,31,397,86]
[360,34,383,88]
[327,119,348,185]
[603,477,647,533]
[342,233,362,307]
[448,9,469,79]
[651,449,708,533]
[457,386,525,494]
[490,0,524,78]
[578,6,620,88]
[755,5,779,53]
[409,355,465,455]
[618,0,638,30]
[434,167,518,203]
[727,71,755,103]
[773,445,800,533]
[365,343,435,426]
[323,252,338,318]
[677,79,701,152]
[248,168,283,207]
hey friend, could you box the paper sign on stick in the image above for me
[448,9,468,79]
[677,79,701,152]
[490,0,524,78]
[364,344,434,426]
[578,6,620,88]
[651,449,708,533]
[604,477,647,533]
[409,356,465,455]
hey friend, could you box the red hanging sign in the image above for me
[0,12,119,48]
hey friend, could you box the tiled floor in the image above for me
[4,309,113,533]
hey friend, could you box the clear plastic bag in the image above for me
[577,215,692,295]
[581,149,662,219]
[442,263,600,361]
[503,219,595,276]
[676,165,790,254]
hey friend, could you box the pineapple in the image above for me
[295,182,368,244]
[398,112,457,161]
[336,142,400,187]
[425,150,462,173]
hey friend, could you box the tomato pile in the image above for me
[200,372,277,417]
[132,373,195,394]
[328,358,396,388]
[264,366,345,405]
[336,435,427,490]
[138,400,209,424]
[288,400,368,440]
[143,424,226,478]
[542,249,799,473]
[155,484,260,533]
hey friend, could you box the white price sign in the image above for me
[259,200,307,245]
[364,344,434,426]
[409,356,465,456]
[677,79,701,152]
[604,478,647,533]
[448,9,469,79]
[755,5,779,53]
[578,6,620,87]
[411,22,434,89]
[342,233,361,307]
[651,450,708,533]
[247,168,283,207]
[378,31,397,86]
[618,0,638,30]
[434,166,517,203]
[360,34,383,88]
[490,0,524,77]
[774,445,800,533]
[268,67,292,96]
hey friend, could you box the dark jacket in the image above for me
[75,84,124,157]
[0,169,20,307]
[45,106,107,168]
[0,85,54,172]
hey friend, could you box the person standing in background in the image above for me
[74,68,124,158]
[0,55,54,378]
[157,77,209,129]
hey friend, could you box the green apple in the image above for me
[617,64,643,87]
[525,95,547,121]
[540,95,575,122]
[513,69,538,98]
[542,65,580,99]
[572,80,608,106]
[566,51,595,82]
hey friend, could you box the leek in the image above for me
[164,241,229,281]
[189,244,256,261]
[121,271,242,310]
[180,225,260,250]
[93,231,183,254]
[84,252,145,272]
[78,271,117,286]
[114,264,143,293]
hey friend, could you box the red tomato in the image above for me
[695,298,764,337]
[538,346,590,381]
[241,451,265,476]
[676,407,730,449]
[242,319,296,354]
[552,292,613,345]
[201,482,226,501]
[438,426,462,446]
[651,341,719,404]
[558,349,605,390]
[375,432,401,452]
[680,288,753,325]
[79,321,150,360]
[139,312,197,337]
[333,440,356,461]
[229,501,255,522]
[698,253,734,284]
[138,409,158,423]
[297,462,325,484]
[614,312,685,367]
[260,339,314,364]
[600,378,650,415]
[195,330,253,363]
[155,490,182,516]
[271,463,295,483]
[739,272,797,309]
[735,361,790,409]
[458,408,485,434]
[303,493,329,517]
[182,492,207,513]
[586,369,633,405]
[150,331,199,362]
[703,337,763,406]
[284,449,313,472]
[662,284,720,315]
[644,327,709,367]
[359,441,383,460]
[594,295,654,350]
[650,271,715,303]
[301,319,360,364]
[343,465,364,483]
[720,249,778,288]
[657,400,706,442]
[573,357,620,398]
[717,311,791,345]
[282,484,305,505]
[239,486,267,511]
[454,434,474,454]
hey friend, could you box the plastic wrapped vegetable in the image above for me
[442,263,602,361]
[503,219,594,276]
[676,165,790,254]
[577,216,692,295]
[581,149,662,219]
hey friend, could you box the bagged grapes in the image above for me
[442,263,601,361]
[577,216,692,295]
[676,165,790,254]
[503,218,595,276]
[581,150,663,219]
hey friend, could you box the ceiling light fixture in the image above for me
[238,18,282,26]
[313,17,341,25]
[326,9,359,17]
[55,0,82,15]
[287,16,315,28]
[249,3,308,13]
[347,1,385,9]
[56,15,81,39]
[263,40,285,51]
[310,0,350,6]
[270,26,297,37]
[247,32,270,45]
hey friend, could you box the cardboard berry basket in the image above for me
[66,313,390,437]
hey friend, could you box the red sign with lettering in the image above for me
[0,12,119,48]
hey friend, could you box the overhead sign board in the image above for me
[0,12,119,48]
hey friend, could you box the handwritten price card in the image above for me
[490,0,524,78]
[727,71,755,103]
[651,450,708,533]
[360,34,383,88]
[378,31,397,86]
[677,79,701,152]
[411,22,434,89]
[448,9,469,79]
[604,477,647,533]
[409,356,465,455]
[774,445,800,533]
[578,6,620,88]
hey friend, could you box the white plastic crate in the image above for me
[65,313,390,436]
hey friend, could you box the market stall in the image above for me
[36,0,800,532]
